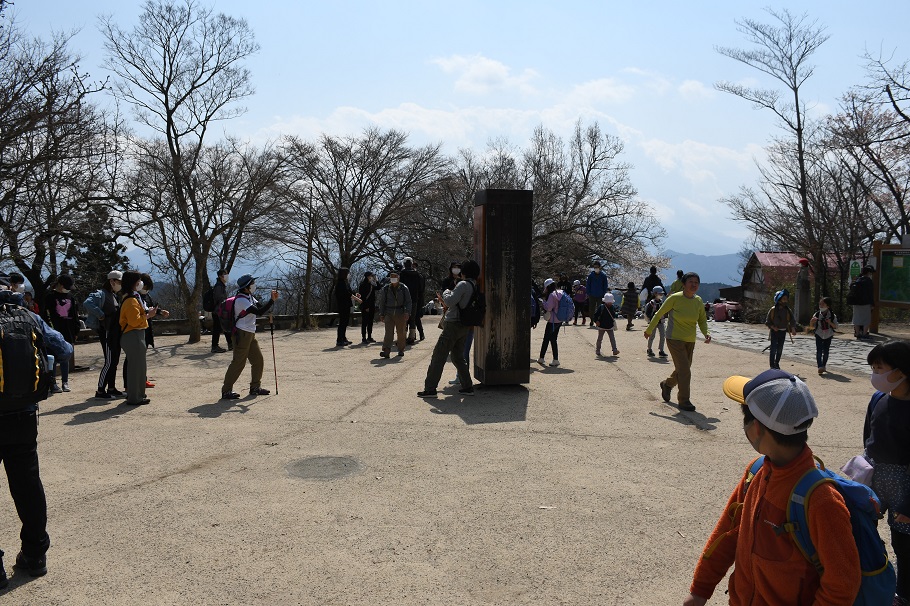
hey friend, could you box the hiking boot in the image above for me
[658,351,668,357]
[647,349,655,357]
[15,551,46,577]
[678,401,696,412]
[458,387,475,396]
[250,387,270,396]
[612,350,620,356]
[417,390,438,398]
[380,351,390,358]
[211,346,227,353]
[221,391,241,400]
[94,391,115,400]
[660,381,672,402]
[549,359,560,367]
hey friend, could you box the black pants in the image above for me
[145,322,155,348]
[212,314,232,349]
[769,330,786,368]
[97,326,122,393]
[539,322,561,359]
[336,307,351,344]
[894,529,910,599]
[361,307,375,339]
[0,411,49,560]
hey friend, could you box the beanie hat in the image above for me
[723,369,818,435]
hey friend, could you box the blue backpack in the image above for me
[554,291,574,322]
[745,455,895,605]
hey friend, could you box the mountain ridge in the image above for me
[662,249,742,286]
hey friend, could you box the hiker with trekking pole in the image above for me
[219,275,279,400]
[765,289,796,371]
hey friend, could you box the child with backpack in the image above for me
[620,281,639,330]
[765,289,796,370]
[572,280,587,325]
[684,368,870,606]
[864,341,910,606]
[593,293,619,357]
[644,286,667,357]
[809,296,838,375]
[537,278,571,367]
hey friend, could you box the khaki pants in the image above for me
[665,339,696,404]
[221,330,264,394]
[382,314,408,352]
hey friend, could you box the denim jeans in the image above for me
[815,335,832,368]
[769,330,787,368]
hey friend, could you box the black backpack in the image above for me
[846,279,860,305]
[202,287,216,312]
[0,304,53,411]
[459,281,486,327]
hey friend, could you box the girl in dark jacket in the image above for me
[357,272,378,343]
[621,282,639,330]
[335,267,360,347]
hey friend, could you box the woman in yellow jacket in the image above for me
[119,271,157,405]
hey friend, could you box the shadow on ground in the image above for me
[426,384,529,424]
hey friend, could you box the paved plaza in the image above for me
[0,319,903,605]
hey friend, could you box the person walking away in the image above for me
[334,267,359,347]
[809,296,838,375]
[413,261,427,341]
[586,261,609,327]
[572,280,587,325]
[357,271,378,343]
[537,279,566,367]
[84,271,125,399]
[417,260,481,398]
[644,272,710,412]
[43,275,78,393]
[119,272,155,406]
[642,266,664,300]
[139,273,169,351]
[765,289,796,370]
[683,369,860,605]
[211,269,232,352]
[850,265,876,339]
[864,341,910,606]
[399,258,424,344]
[0,288,73,585]
[669,269,684,294]
[621,281,639,330]
[221,275,278,399]
[377,270,411,358]
[645,286,667,357]
[593,293,619,356]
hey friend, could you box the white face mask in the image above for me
[221,275,229,283]
[60,288,71,294]
[135,281,144,292]
[819,305,828,312]
[390,278,399,284]
[871,369,905,393]
[452,268,461,275]
[12,284,23,293]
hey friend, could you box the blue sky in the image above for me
[14,1,910,256]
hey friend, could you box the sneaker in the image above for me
[660,381,672,402]
[51,383,62,394]
[221,391,241,400]
[362,338,368,344]
[549,359,560,367]
[658,351,668,358]
[0,553,7,588]
[367,337,376,343]
[250,387,270,396]
[406,338,415,345]
[537,357,545,365]
[612,350,620,356]
[94,391,115,400]
[227,344,234,351]
[448,378,460,385]
[61,382,70,392]
[212,346,227,353]
[127,398,151,406]
[107,388,125,397]
[595,350,601,357]
[145,380,155,388]
[626,325,633,331]
[678,401,696,412]
[417,390,438,398]
[458,387,475,396]
[336,341,347,347]
[647,349,655,357]
[380,351,390,358]
[818,367,825,375]
[15,551,46,577]
[397,351,404,357]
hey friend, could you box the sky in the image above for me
[12,1,910,257]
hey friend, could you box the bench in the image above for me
[309,312,362,328]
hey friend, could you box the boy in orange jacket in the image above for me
[684,369,860,605]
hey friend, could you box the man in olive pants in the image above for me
[377,270,411,358]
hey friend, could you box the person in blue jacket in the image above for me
[0,288,73,585]
[585,261,609,327]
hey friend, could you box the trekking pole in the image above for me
[269,313,278,395]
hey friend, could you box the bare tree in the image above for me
[716,8,829,291]
[100,0,261,341]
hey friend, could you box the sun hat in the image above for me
[107,270,123,280]
[652,286,664,294]
[723,369,818,435]
[236,274,256,289]
[543,278,555,288]
[602,293,614,304]
[573,279,581,286]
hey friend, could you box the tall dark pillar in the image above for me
[472,189,533,385]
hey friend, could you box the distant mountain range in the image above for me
[662,250,742,286]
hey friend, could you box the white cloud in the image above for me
[431,54,539,95]
[622,67,672,95]
[563,78,636,105]
[678,79,714,101]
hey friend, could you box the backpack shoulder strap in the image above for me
[459,281,475,310]
[744,456,766,495]
[869,391,887,416]
[785,465,830,573]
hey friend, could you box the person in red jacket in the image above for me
[684,369,860,605]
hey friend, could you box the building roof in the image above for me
[751,251,804,268]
